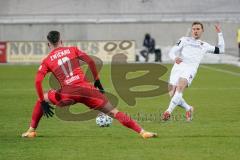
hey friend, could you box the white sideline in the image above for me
[200,65,240,77]
[190,87,240,90]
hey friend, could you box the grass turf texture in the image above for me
[0,64,239,160]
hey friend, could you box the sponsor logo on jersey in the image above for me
[65,75,80,85]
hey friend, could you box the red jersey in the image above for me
[35,46,99,101]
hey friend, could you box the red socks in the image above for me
[114,112,142,133]
[30,100,43,128]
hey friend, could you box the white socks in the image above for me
[166,91,191,113]
[179,98,191,111]
[166,91,182,113]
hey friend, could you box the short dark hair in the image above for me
[47,31,60,45]
[192,21,204,30]
[145,33,151,39]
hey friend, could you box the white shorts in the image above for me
[169,63,197,86]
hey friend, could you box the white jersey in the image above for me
[169,33,225,71]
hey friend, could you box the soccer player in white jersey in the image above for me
[162,22,225,121]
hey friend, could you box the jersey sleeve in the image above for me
[205,32,225,54]
[37,61,49,75]
[75,47,99,80]
[169,37,185,61]
[35,61,49,101]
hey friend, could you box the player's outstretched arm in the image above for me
[214,23,225,54]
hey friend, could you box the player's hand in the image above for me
[94,79,105,93]
[215,23,222,33]
[175,57,182,64]
[40,101,54,118]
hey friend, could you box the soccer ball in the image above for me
[96,113,113,127]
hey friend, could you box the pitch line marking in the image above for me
[200,65,240,77]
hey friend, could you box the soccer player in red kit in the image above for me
[22,31,157,139]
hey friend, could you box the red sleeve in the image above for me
[75,47,99,80]
[35,61,49,101]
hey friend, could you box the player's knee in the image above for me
[168,84,173,91]
[169,91,174,97]
[98,102,117,117]
[176,84,187,92]
[176,86,184,92]
[177,78,188,91]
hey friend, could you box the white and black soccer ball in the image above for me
[96,113,113,127]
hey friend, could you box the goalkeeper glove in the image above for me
[40,101,54,118]
[94,79,105,93]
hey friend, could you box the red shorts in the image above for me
[47,82,108,109]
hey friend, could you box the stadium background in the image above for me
[0,0,240,63]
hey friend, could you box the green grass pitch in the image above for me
[0,64,239,160]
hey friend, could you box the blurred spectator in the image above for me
[138,33,161,62]
[237,28,240,61]
[155,46,162,62]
